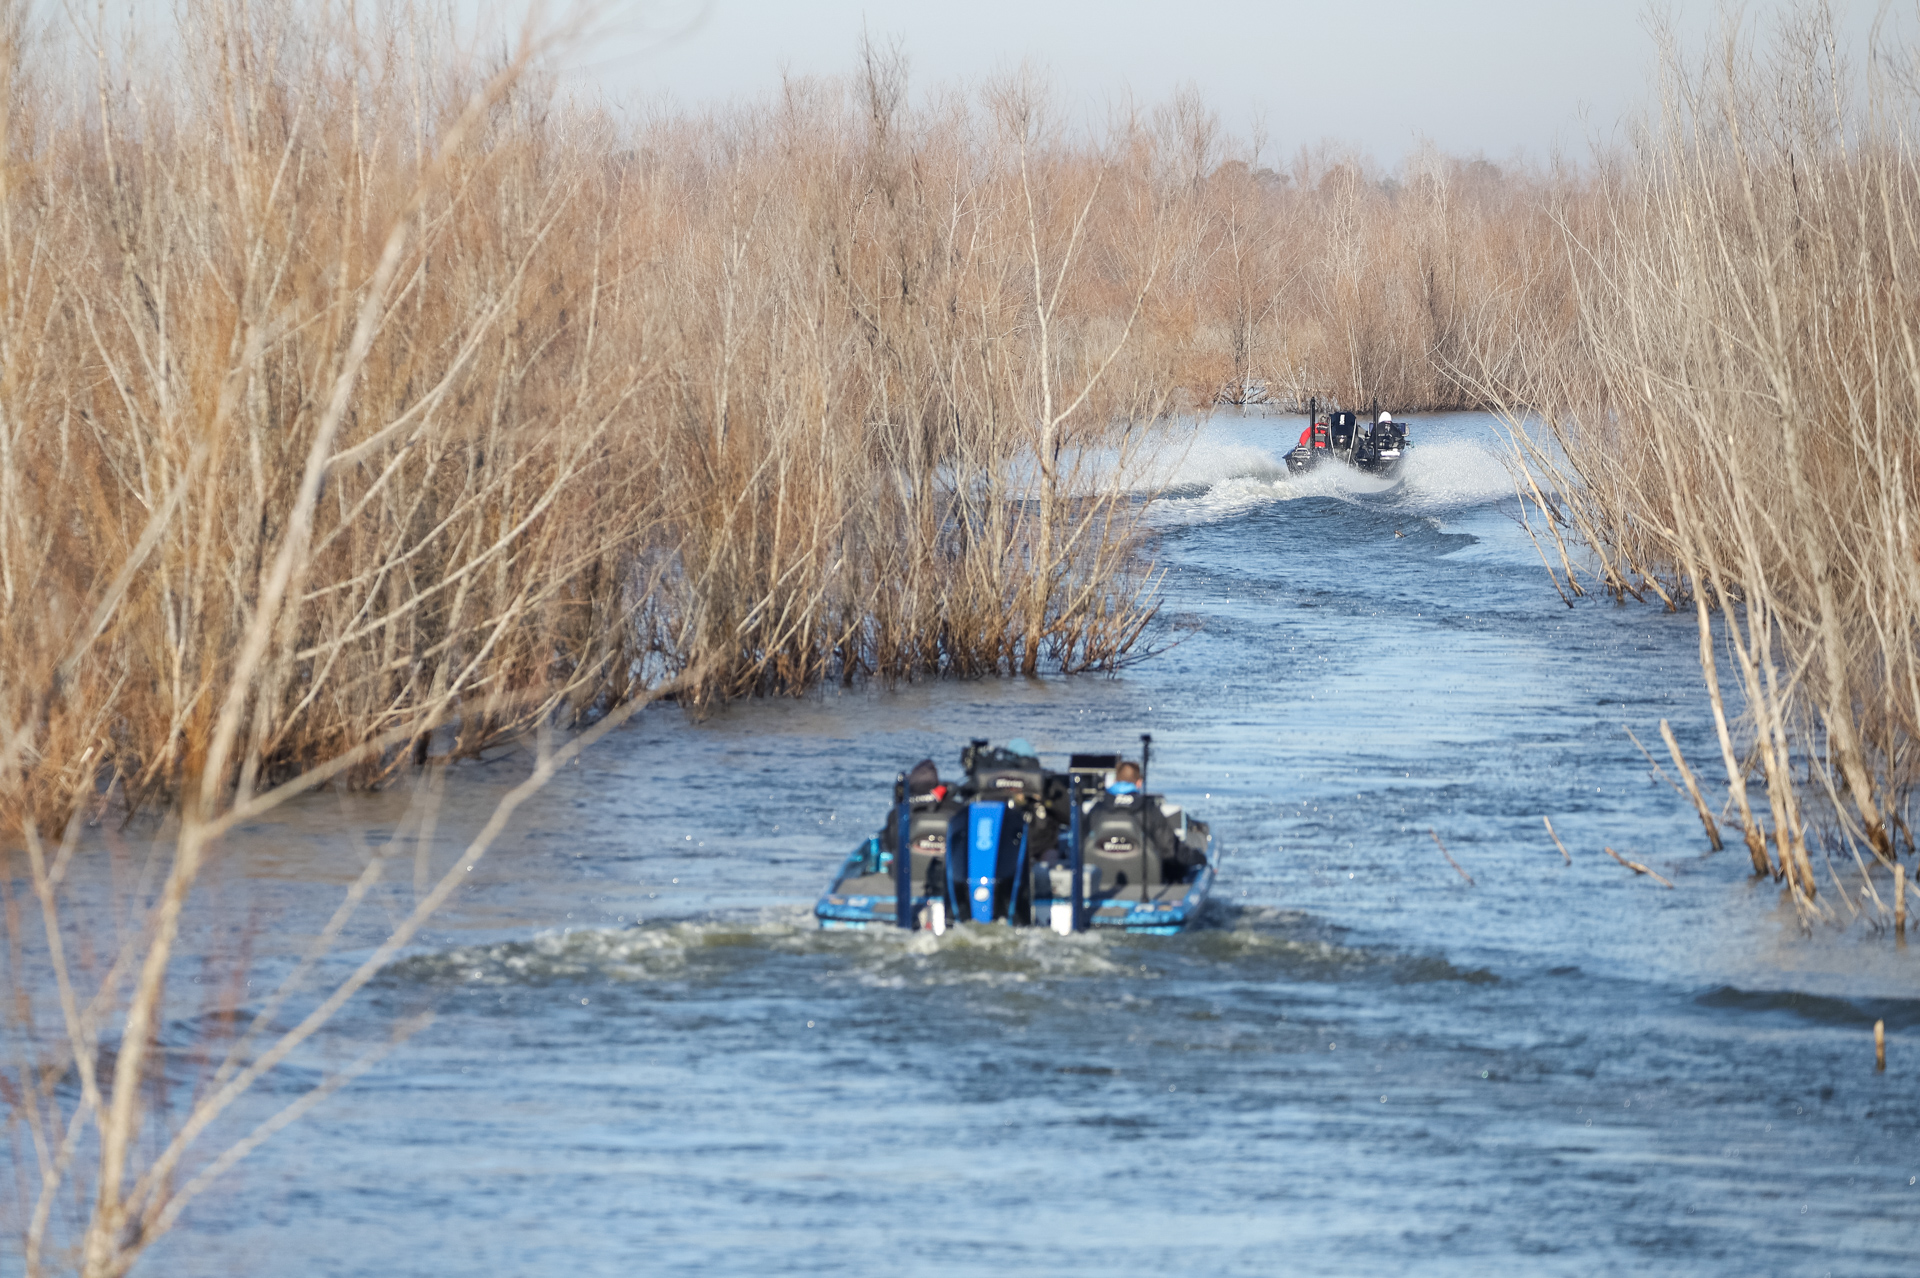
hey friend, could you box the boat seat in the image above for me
[1081,794,1179,889]
[906,803,960,854]
[974,770,1042,799]
[846,798,962,901]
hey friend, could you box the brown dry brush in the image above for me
[1191,138,1567,411]
[1,2,668,827]
[1474,4,1920,922]
[0,5,1224,1272]
[0,8,656,1273]
[3,0,1789,1266]
[0,8,1574,840]
[0,7,1232,839]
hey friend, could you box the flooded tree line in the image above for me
[0,0,1908,878]
[0,0,1584,835]
[0,1,1906,831]
[1477,8,1920,920]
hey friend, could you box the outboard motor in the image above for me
[968,744,1046,801]
[821,737,1212,936]
[1329,411,1356,454]
[958,799,1034,923]
[951,741,1043,924]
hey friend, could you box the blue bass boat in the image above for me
[815,736,1216,936]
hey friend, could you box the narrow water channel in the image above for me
[151,413,1915,1275]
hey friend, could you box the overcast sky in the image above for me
[554,0,1892,164]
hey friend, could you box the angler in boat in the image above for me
[1285,398,1410,478]
[814,736,1216,935]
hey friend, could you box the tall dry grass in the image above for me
[1477,5,1920,918]
[0,1,1587,843]
[0,5,1231,839]
[0,5,1221,1272]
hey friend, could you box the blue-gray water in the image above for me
[126,415,1917,1273]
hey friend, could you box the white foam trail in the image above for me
[387,908,1144,989]
[1145,426,1511,527]
[1148,446,1396,527]
[1390,438,1515,509]
[1149,436,1289,490]
[939,415,1514,525]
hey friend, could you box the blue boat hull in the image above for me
[814,850,1215,935]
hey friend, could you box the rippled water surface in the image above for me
[140,413,1916,1275]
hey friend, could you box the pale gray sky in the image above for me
[553,0,1892,163]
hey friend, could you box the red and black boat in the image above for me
[1285,398,1410,478]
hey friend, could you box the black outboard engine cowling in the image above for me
[1329,411,1356,453]
[968,746,1046,801]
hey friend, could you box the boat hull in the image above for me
[814,851,1215,934]
[1287,445,1405,478]
[1081,862,1214,933]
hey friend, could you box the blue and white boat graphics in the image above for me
[814,739,1215,936]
